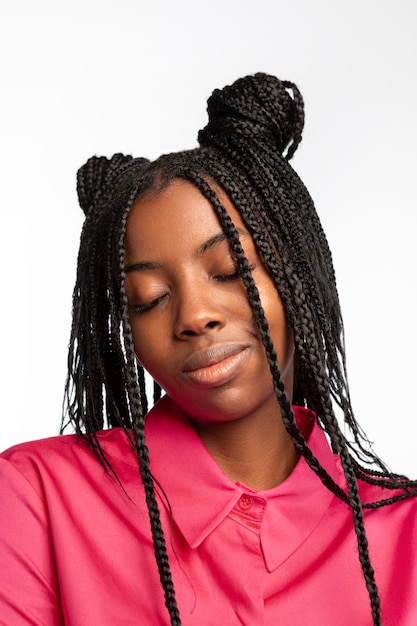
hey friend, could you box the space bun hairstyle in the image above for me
[63,73,416,626]
[199,72,304,160]
[76,153,136,215]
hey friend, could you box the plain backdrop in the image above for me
[1,0,416,476]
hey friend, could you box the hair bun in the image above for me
[198,72,304,160]
[77,153,134,215]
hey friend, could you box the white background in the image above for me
[1,0,416,476]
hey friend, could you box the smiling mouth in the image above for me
[183,344,250,388]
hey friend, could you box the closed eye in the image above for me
[213,263,256,283]
[133,294,168,314]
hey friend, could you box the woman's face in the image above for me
[124,179,294,428]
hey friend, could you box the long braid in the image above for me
[117,203,181,625]
[338,446,381,624]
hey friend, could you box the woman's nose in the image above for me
[173,289,225,338]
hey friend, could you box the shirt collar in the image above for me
[145,396,343,572]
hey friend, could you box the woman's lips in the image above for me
[182,344,250,387]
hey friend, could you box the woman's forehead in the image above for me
[126,178,248,249]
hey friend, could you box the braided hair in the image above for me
[63,73,417,626]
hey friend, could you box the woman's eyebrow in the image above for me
[124,260,162,273]
[198,228,248,256]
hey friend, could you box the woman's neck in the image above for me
[191,410,298,491]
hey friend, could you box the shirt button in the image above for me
[238,494,253,510]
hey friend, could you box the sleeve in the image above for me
[0,457,64,626]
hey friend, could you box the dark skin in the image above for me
[124,179,297,490]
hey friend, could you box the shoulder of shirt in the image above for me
[0,428,132,480]
[360,476,417,513]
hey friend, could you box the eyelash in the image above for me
[214,271,240,282]
[133,294,168,314]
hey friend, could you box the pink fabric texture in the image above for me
[1,395,416,625]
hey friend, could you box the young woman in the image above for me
[1,73,416,626]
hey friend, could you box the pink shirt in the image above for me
[1,396,416,625]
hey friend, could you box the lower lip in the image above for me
[184,348,250,388]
